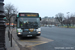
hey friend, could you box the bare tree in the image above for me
[41,18,48,25]
[70,14,75,25]
[62,18,67,25]
[62,13,75,28]
[4,3,18,29]
[55,13,64,25]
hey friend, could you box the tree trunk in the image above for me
[9,19,10,30]
[67,24,69,28]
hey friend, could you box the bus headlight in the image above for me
[38,32,41,34]
[18,32,21,35]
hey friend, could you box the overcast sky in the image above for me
[4,0,75,17]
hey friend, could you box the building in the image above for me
[41,17,60,26]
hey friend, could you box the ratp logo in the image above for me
[20,14,25,16]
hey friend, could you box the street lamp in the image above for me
[66,12,70,27]
[67,12,70,18]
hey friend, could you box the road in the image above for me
[11,27,75,50]
[34,27,75,50]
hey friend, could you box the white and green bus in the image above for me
[16,12,41,37]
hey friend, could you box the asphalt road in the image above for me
[34,27,75,50]
[10,26,75,50]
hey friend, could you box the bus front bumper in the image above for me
[17,32,41,37]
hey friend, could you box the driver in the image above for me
[23,21,29,28]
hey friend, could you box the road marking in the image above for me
[19,39,54,47]
[27,42,48,47]
[20,40,45,42]
[17,37,54,47]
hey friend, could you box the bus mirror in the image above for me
[39,17,41,21]
[3,17,7,21]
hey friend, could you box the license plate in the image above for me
[27,35,32,37]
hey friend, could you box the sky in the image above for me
[4,0,75,18]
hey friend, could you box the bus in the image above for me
[16,12,41,37]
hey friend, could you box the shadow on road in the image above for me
[19,37,39,40]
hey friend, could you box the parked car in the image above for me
[51,25,55,27]
[49,25,52,27]
[44,25,49,27]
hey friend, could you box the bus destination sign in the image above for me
[19,13,39,17]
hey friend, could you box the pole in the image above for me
[10,34,12,47]
[8,30,10,41]
[10,28,12,47]
[0,0,6,50]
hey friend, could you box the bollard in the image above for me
[8,30,9,38]
[8,30,10,41]
[10,34,12,47]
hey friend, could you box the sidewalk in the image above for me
[5,28,20,50]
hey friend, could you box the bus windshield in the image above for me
[17,18,40,29]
